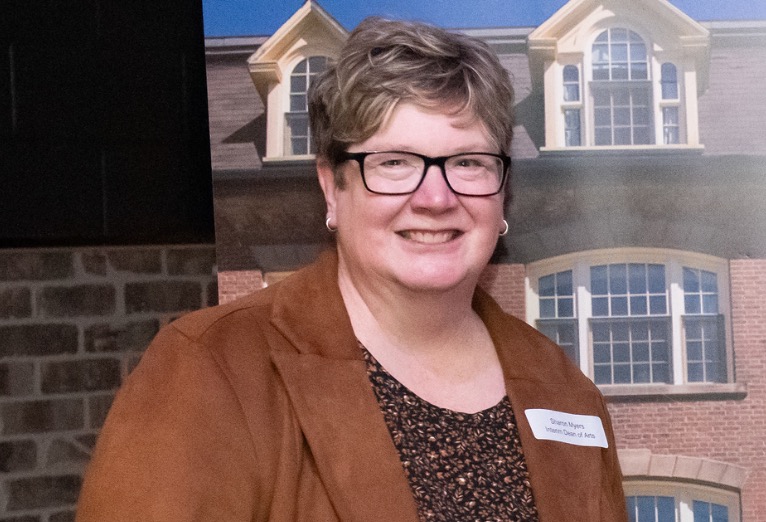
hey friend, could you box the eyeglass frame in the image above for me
[337,150,511,197]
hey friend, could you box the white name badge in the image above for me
[524,409,608,448]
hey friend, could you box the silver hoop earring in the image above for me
[325,216,337,233]
[499,219,509,237]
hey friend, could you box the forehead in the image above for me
[362,102,494,151]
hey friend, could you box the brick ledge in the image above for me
[600,383,747,402]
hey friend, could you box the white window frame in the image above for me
[585,27,664,147]
[526,248,733,388]
[624,480,741,522]
[280,54,330,159]
[546,26,702,151]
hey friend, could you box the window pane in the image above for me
[565,109,581,129]
[594,343,611,363]
[633,363,651,383]
[595,365,612,384]
[615,108,631,125]
[629,264,647,292]
[657,497,675,522]
[631,296,648,315]
[614,364,631,383]
[663,107,679,126]
[290,75,306,92]
[558,271,572,294]
[648,265,666,293]
[631,63,648,80]
[630,43,647,61]
[633,127,651,145]
[612,296,629,315]
[711,503,729,522]
[703,294,719,314]
[564,65,579,82]
[308,56,327,71]
[615,127,632,145]
[595,108,612,126]
[649,295,667,315]
[610,264,627,293]
[612,43,628,61]
[687,340,702,360]
[559,298,574,317]
[291,138,307,155]
[540,299,555,318]
[539,274,555,296]
[591,266,608,294]
[593,44,609,63]
[702,271,718,292]
[634,107,651,125]
[634,342,649,361]
[595,128,612,145]
[565,84,580,102]
[612,65,629,80]
[290,95,305,112]
[694,501,709,521]
[614,343,630,362]
[593,297,609,316]
[637,496,655,522]
[686,294,701,314]
[293,59,306,73]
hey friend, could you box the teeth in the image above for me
[403,231,456,244]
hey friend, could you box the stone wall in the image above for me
[0,245,217,521]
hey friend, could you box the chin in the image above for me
[393,263,480,293]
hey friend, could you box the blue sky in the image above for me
[203,0,766,37]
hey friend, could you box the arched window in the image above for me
[529,249,731,386]
[624,481,740,522]
[591,28,652,146]
[285,56,328,156]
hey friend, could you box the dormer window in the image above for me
[285,56,328,155]
[528,0,709,153]
[591,28,652,146]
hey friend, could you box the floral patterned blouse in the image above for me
[362,345,540,522]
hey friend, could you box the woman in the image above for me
[77,17,627,521]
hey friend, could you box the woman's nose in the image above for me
[408,165,459,210]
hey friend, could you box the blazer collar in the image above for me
[268,251,605,521]
[268,250,420,521]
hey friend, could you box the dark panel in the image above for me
[1,0,213,246]
[0,141,103,240]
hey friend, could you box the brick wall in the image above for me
[0,245,217,521]
[608,259,766,520]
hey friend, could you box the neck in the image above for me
[337,260,481,355]
[336,258,506,413]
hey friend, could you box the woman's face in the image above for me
[318,102,506,295]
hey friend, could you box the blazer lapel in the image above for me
[475,289,607,521]
[271,350,420,522]
[267,251,420,522]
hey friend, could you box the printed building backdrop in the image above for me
[208,1,766,520]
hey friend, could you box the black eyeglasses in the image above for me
[338,150,511,196]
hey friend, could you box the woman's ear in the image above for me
[316,157,338,218]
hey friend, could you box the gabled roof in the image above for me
[247,1,348,101]
[528,0,710,90]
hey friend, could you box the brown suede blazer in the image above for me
[77,251,627,521]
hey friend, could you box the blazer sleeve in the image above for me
[76,324,259,521]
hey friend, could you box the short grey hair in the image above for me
[309,17,515,187]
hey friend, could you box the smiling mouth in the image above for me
[398,230,461,244]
